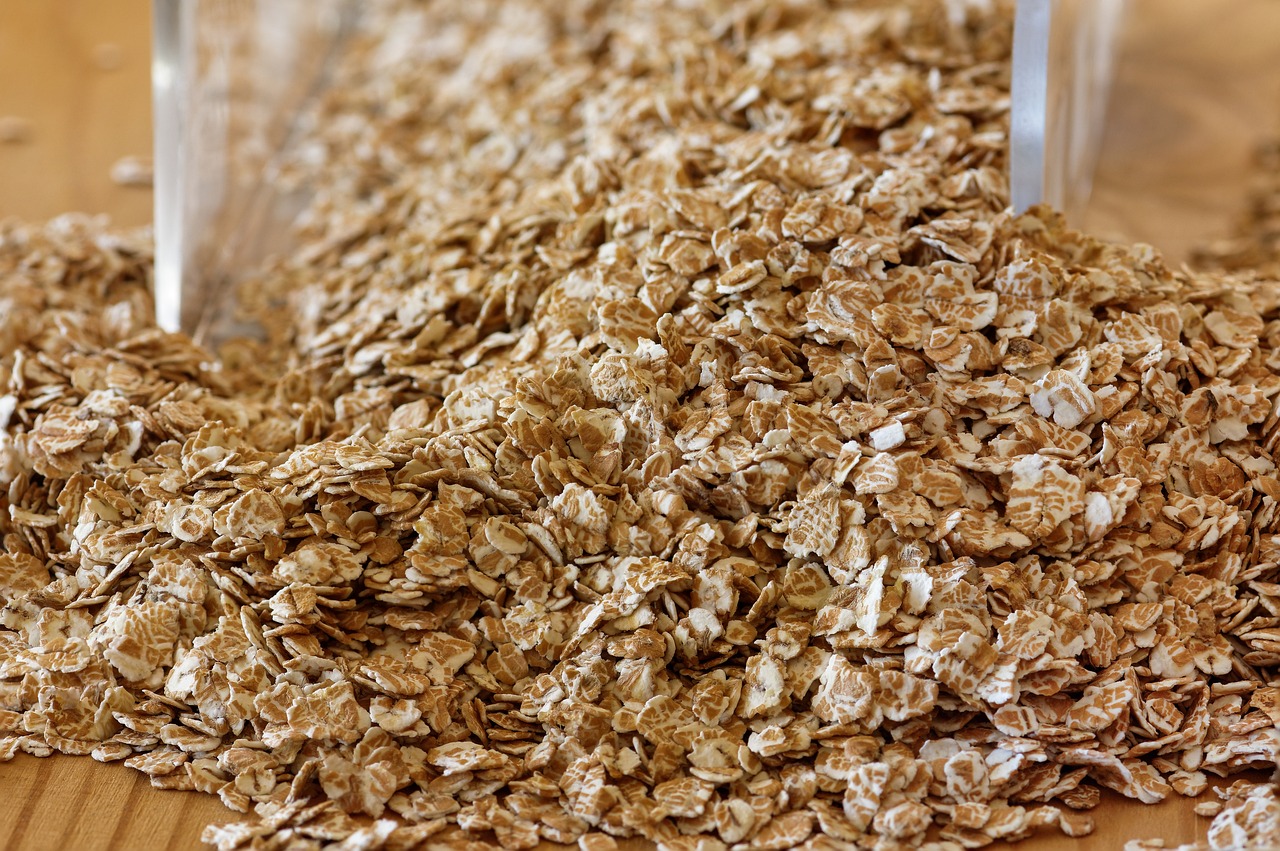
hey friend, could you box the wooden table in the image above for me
[0,0,152,227]
[1081,0,1280,262]
[0,751,1235,850]
[2,0,1279,849]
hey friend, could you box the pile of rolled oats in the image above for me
[6,1,1280,849]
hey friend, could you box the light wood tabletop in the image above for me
[1081,0,1280,263]
[1,0,1279,849]
[0,751,1240,850]
[0,0,153,227]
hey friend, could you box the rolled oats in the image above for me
[7,1,1280,850]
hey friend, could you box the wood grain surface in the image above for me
[1082,0,1280,261]
[0,0,153,227]
[0,751,1238,851]
[1,0,1279,849]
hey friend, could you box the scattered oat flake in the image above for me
[0,115,31,144]
[110,155,154,187]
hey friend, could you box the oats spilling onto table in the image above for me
[4,1,1280,849]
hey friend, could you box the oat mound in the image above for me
[4,2,1280,849]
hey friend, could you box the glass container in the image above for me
[1009,0,1128,219]
[153,0,1280,341]
[151,0,359,341]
